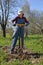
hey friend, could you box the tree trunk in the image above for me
[25,31,28,38]
[25,27,28,38]
[3,27,6,37]
[41,29,43,34]
[2,25,6,37]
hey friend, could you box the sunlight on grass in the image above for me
[0,34,43,65]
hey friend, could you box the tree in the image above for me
[0,0,10,37]
[22,1,43,34]
[29,11,43,34]
[22,0,30,18]
[0,0,24,37]
[22,0,30,37]
[39,12,43,33]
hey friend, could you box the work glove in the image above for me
[25,23,29,26]
[12,22,16,26]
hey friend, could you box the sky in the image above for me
[0,0,43,21]
[28,0,43,11]
[9,0,43,21]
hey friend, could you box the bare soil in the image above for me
[0,45,43,63]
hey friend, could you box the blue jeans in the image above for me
[11,26,24,52]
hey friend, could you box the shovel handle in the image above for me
[20,37,22,49]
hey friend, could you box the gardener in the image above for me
[10,10,29,54]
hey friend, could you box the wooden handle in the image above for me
[20,37,22,49]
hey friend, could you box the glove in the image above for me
[25,23,29,26]
[12,22,16,26]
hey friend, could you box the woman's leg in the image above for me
[19,37,20,48]
[10,26,19,53]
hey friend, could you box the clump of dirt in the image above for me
[0,45,43,62]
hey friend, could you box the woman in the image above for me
[10,10,29,54]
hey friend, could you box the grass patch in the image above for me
[0,33,43,65]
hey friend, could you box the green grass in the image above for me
[0,33,43,65]
[24,36,43,53]
[0,33,11,46]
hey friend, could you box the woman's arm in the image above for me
[12,16,18,23]
[24,17,30,26]
[11,16,18,26]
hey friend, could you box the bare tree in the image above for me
[22,1,43,34]
[29,11,43,34]
[0,0,10,37]
[22,0,30,17]
[22,0,30,37]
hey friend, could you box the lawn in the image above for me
[0,33,43,65]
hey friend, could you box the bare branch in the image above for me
[0,0,4,24]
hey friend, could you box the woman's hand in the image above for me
[12,22,16,26]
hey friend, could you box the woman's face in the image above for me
[19,13,23,18]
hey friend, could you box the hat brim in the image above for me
[18,12,23,15]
